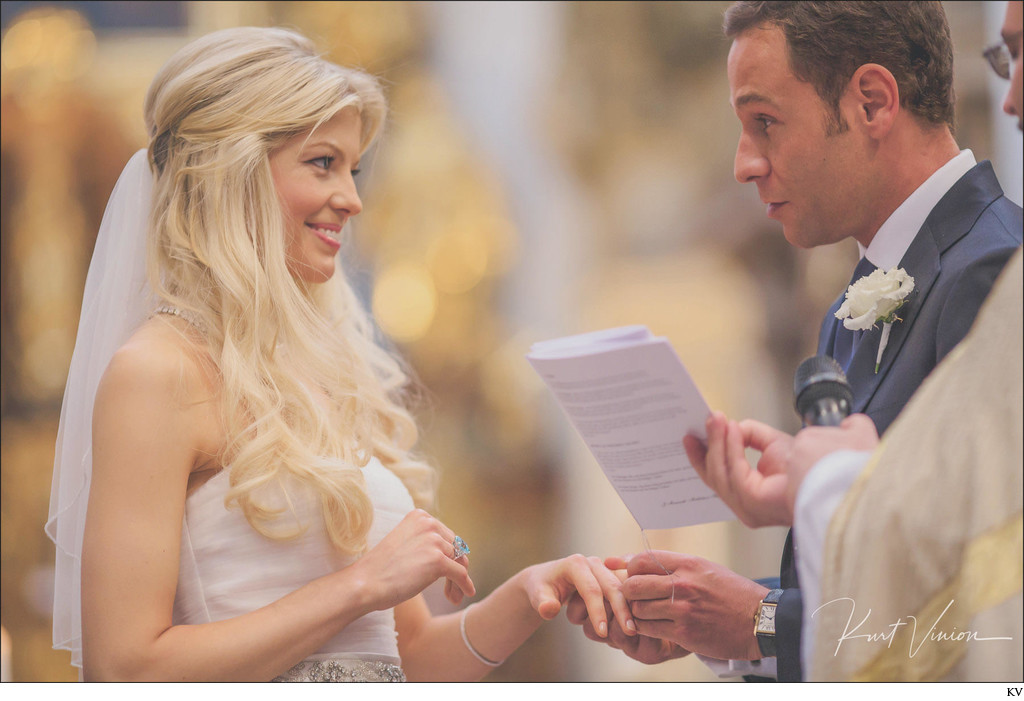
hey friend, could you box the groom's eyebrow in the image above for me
[734,92,780,110]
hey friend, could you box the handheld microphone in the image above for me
[794,355,853,427]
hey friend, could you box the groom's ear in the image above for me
[846,63,899,138]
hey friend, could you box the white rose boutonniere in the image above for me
[835,266,915,373]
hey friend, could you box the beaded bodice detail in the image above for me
[273,658,406,682]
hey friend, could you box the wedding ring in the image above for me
[452,535,470,559]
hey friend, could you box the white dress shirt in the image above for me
[858,150,976,269]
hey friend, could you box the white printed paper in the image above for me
[528,326,735,530]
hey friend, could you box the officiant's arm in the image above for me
[394,555,631,681]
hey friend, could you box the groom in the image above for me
[567,0,1023,681]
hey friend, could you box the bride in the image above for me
[46,26,633,682]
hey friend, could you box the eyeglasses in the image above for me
[983,42,1011,80]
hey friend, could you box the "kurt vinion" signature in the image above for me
[812,597,1014,657]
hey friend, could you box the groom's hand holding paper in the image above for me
[685,413,797,529]
[527,326,735,530]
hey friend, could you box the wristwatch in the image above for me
[753,588,784,657]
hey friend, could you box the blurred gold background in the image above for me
[1,0,1019,683]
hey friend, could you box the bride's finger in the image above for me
[434,522,472,563]
[443,576,465,605]
[439,552,476,599]
[588,557,636,636]
[562,556,609,638]
[604,554,633,571]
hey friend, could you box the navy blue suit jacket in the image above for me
[774,161,1023,681]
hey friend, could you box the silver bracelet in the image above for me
[459,604,504,667]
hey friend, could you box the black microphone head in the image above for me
[794,355,853,425]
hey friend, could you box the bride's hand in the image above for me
[519,555,633,639]
[353,509,476,611]
[566,593,691,665]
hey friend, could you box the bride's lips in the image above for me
[307,223,342,251]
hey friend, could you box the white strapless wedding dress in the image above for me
[172,457,414,681]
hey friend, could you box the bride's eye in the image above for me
[309,156,334,170]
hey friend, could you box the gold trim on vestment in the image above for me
[852,513,1023,681]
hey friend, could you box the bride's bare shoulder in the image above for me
[94,315,223,469]
[99,314,219,407]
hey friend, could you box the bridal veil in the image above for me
[45,149,156,667]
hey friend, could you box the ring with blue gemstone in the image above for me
[452,535,470,559]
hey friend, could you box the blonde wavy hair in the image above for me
[143,26,434,555]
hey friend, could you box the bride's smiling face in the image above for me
[269,107,363,284]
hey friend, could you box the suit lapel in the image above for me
[842,161,1001,412]
[845,227,941,412]
[814,161,1003,413]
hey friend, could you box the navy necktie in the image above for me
[832,256,877,372]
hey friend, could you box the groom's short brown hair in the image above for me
[724,1,956,133]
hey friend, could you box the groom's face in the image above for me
[728,25,871,250]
